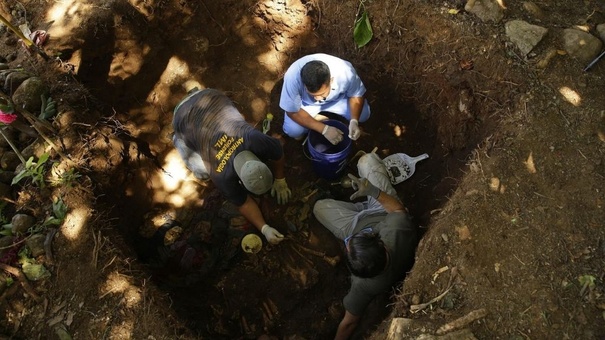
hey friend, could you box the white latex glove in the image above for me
[261,224,284,245]
[322,125,344,145]
[271,178,292,205]
[348,174,381,201]
[348,119,360,140]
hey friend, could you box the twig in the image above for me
[0,128,26,165]
[436,308,488,335]
[44,228,58,266]
[0,263,42,302]
[200,1,225,32]
[409,286,451,313]
[0,235,29,250]
[92,230,104,269]
[533,192,554,200]
[19,109,75,164]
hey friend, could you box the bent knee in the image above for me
[313,199,336,216]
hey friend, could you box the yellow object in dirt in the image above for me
[262,112,273,134]
[241,234,262,254]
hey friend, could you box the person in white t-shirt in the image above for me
[279,53,371,145]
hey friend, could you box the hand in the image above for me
[322,125,344,145]
[348,174,380,200]
[348,119,360,140]
[261,224,284,245]
[271,178,292,205]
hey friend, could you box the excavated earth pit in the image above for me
[1,0,604,339]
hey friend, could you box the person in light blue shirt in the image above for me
[279,54,371,145]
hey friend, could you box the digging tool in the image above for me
[0,13,49,61]
[583,49,605,72]
[331,176,354,188]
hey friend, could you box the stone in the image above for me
[597,24,605,42]
[505,20,548,56]
[25,233,46,257]
[0,236,16,258]
[11,214,36,235]
[0,151,21,171]
[0,182,12,200]
[3,71,30,95]
[21,139,46,162]
[464,0,504,23]
[522,2,545,20]
[11,77,49,113]
[562,28,603,64]
[0,169,14,184]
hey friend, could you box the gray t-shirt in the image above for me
[172,89,283,206]
[343,211,417,316]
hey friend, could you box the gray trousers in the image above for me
[313,153,398,240]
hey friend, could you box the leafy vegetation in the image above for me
[353,1,373,48]
[11,153,50,188]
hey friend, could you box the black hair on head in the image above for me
[300,60,330,93]
[345,232,387,278]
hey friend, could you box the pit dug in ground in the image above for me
[129,108,448,339]
[1,0,604,339]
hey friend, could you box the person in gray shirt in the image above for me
[313,152,419,339]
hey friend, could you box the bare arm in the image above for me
[237,195,266,231]
[269,133,286,179]
[375,190,406,213]
[347,96,364,121]
[334,310,361,340]
[349,175,405,213]
[287,108,327,134]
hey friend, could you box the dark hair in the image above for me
[300,60,330,92]
[345,232,387,278]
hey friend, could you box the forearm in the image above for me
[375,190,405,213]
[287,109,325,133]
[269,134,286,179]
[334,311,360,340]
[348,97,364,121]
[334,323,355,340]
[237,195,266,231]
[270,154,286,179]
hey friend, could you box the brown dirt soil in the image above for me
[0,0,604,339]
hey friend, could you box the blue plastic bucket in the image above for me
[307,120,352,180]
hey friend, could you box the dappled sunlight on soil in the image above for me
[0,0,603,339]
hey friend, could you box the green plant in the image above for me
[49,164,81,187]
[11,153,50,188]
[0,224,12,236]
[41,197,67,227]
[353,1,373,48]
[578,274,596,296]
[39,95,57,120]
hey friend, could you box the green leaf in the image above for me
[53,198,67,220]
[578,275,596,288]
[11,169,29,185]
[353,11,373,48]
[25,156,34,168]
[38,153,50,165]
[42,217,61,227]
